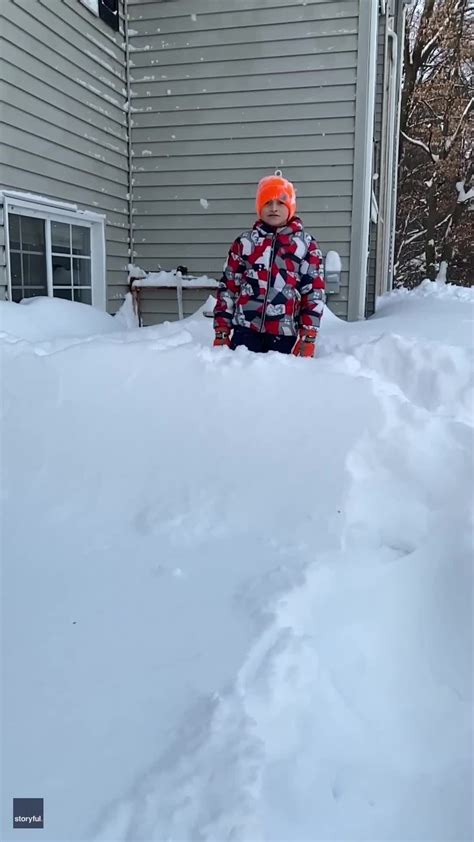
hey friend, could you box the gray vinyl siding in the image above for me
[0,0,129,306]
[128,0,359,324]
[365,10,387,317]
[133,288,215,323]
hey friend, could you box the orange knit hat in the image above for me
[256,172,297,220]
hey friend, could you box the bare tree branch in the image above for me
[444,97,474,153]
[401,130,437,160]
[420,27,443,59]
[396,0,473,286]
[404,228,428,246]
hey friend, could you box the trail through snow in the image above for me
[1,282,472,842]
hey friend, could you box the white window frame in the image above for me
[78,0,121,33]
[79,0,99,16]
[2,191,106,310]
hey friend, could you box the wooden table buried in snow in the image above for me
[129,270,218,327]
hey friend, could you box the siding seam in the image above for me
[1,59,126,130]
[5,8,125,81]
[1,80,127,143]
[1,137,129,181]
[1,103,127,160]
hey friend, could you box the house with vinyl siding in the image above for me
[0,0,408,324]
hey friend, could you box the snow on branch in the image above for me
[401,131,438,162]
[404,228,428,246]
[456,180,474,203]
[445,97,474,152]
[420,27,443,61]
[435,213,453,229]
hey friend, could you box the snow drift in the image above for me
[1,282,472,842]
[0,295,119,343]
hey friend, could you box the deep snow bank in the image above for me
[1,282,473,842]
[89,283,473,842]
[0,296,121,342]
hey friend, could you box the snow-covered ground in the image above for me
[1,281,472,842]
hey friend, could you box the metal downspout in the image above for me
[123,0,134,264]
[376,26,398,299]
[388,2,409,289]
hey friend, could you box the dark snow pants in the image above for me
[231,326,296,355]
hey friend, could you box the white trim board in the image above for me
[347,0,379,321]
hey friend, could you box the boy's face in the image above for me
[261,199,290,227]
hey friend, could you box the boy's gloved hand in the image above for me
[292,329,317,358]
[213,329,231,348]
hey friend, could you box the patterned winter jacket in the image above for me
[214,217,325,337]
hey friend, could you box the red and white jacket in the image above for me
[214,217,325,337]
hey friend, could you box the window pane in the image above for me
[9,214,21,249]
[99,0,119,31]
[51,222,70,255]
[21,216,45,251]
[73,258,91,287]
[22,288,45,299]
[72,226,91,256]
[54,289,73,301]
[74,288,92,305]
[52,255,71,287]
[22,253,47,293]
[10,252,22,284]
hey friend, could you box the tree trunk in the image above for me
[425,180,438,280]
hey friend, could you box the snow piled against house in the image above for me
[0,296,119,342]
[1,282,473,842]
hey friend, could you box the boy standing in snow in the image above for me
[213,172,325,357]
